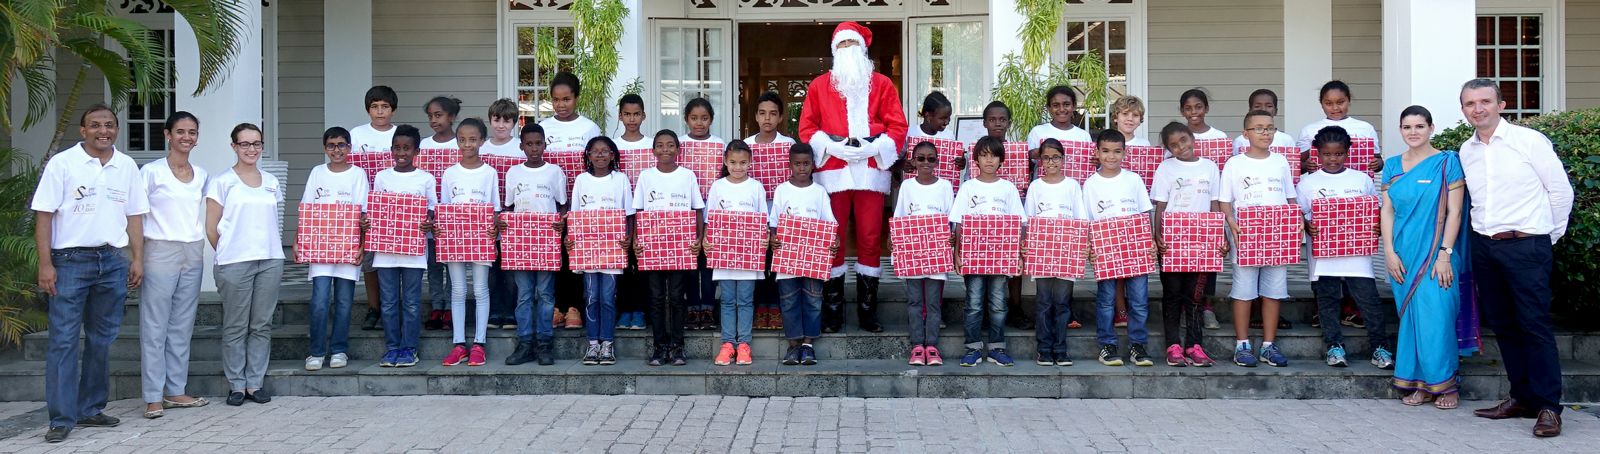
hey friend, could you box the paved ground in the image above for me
[0,396,1593,453]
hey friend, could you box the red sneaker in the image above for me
[442,344,468,366]
[1186,344,1215,367]
[736,343,753,365]
[552,309,565,330]
[467,344,486,366]
[565,307,583,329]
[909,345,927,366]
[1067,320,1082,329]
[1114,311,1129,328]
[714,342,735,366]
[1165,344,1187,367]
[924,346,943,366]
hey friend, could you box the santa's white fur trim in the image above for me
[831,29,866,50]
[853,263,882,278]
[830,265,848,279]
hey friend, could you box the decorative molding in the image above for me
[510,0,574,11]
[732,0,903,9]
[114,0,173,14]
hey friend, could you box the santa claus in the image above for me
[798,22,908,333]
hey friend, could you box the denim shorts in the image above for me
[1229,265,1288,300]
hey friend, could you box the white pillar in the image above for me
[7,62,56,161]
[988,0,1024,79]
[324,0,373,129]
[607,0,644,135]
[176,0,264,291]
[1283,0,1333,134]
[1382,0,1475,155]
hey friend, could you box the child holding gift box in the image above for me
[706,141,768,366]
[633,129,704,366]
[1026,85,1094,152]
[371,125,436,368]
[911,91,956,142]
[682,98,725,331]
[502,123,567,366]
[1231,89,1297,155]
[892,141,956,366]
[1218,111,1299,368]
[980,101,1033,332]
[615,94,650,330]
[300,127,369,371]
[1298,125,1392,369]
[438,119,500,367]
[1110,96,1150,147]
[352,86,397,331]
[1082,129,1156,367]
[572,136,631,366]
[949,136,1026,367]
[769,143,837,366]
[539,73,601,332]
[482,98,536,332]
[1024,138,1088,367]
[1180,88,1228,141]
[744,91,792,332]
[1151,122,1221,367]
[419,96,459,332]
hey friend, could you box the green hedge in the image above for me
[1432,108,1600,329]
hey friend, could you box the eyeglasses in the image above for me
[1041,155,1065,162]
[234,141,265,149]
[324,143,352,151]
[913,156,939,163]
[1246,127,1278,135]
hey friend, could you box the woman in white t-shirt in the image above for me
[298,127,369,373]
[138,112,210,418]
[204,123,285,406]
[437,119,500,367]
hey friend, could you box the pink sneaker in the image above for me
[1186,344,1215,367]
[909,345,926,366]
[467,344,486,366]
[1165,344,1187,367]
[714,342,735,366]
[924,346,943,366]
[442,344,468,366]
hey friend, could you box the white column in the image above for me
[1382,0,1475,154]
[7,62,56,161]
[1283,0,1333,134]
[608,0,644,135]
[324,0,373,129]
[176,0,264,291]
[988,0,1024,78]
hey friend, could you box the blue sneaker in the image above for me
[1371,346,1395,370]
[1325,345,1349,367]
[960,348,984,367]
[1261,343,1288,367]
[378,349,398,367]
[396,348,420,367]
[987,348,1015,366]
[1232,342,1258,367]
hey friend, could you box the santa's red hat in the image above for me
[831,21,872,49]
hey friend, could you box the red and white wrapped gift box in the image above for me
[295,203,363,264]
[705,210,768,272]
[1194,138,1233,173]
[636,210,697,271]
[499,211,563,271]
[415,148,457,198]
[1090,213,1157,280]
[363,191,428,256]
[620,147,654,183]
[1311,195,1380,258]
[772,214,838,281]
[679,141,724,197]
[888,214,954,278]
[1061,140,1097,184]
[1269,146,1303,184]
[902,138,964,194]
[958,214,1022,276]
[543,150,585,196]
[482,155,523,203]
[1024,217,1090,279]
[346,152,392,188]
[567,209,628,270]
[434,203,496,263]
[966,141,1031,197]
[1307,137,1377,177]
[749,142,793,200]
[1236,204,1303,267]
[1160,212,1226,273]
[1124,145,1165,189]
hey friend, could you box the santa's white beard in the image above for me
[830,45,874,137]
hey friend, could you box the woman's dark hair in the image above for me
[551,71,582,98]
[653,129,680,148]
[1400,105,1434,125]
[720,139,752,178]
[393,124,422,147]
[1038,138,1065,157]
[229,122,263,143]
[1045,85,1077,106]
[456,117,488,138]
[684,97,714,120]
[1248,89,1279,107]
[1180,88,1210,109]
[1320,80,1352,101]
[983,101,1011,120]
[755,91,784,111]
[618,93,644,110]
[972,136,1006,163]
[425,96,462,117]
[164,111,199,132]
[322,126,351,144]
[1159,121,1194,150]
[920,91,952,116]
[1312,126,1353,151]
[584,135,619,174]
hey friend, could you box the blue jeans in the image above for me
[778,278,822,340]
[584,273,618,341]
[45,247,127,429]
[1096,276,1150,346]
[377,267,423,351]
[309,276,354,357]
[513,270,556,342]
[1035,278,1074,356]
[690,263,716,312]
[905,278,944,346]
[963,275,1008,350]
[718,280,756,343]
[1313,276,1387,351]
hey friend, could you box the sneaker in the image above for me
[1341,313,1366,329]
[649,348,667,367]
[552,309,566,329]
[960,348,984,367]
[1310,314,1322,328]
[1202,310,1220,330]
[1260,343,1288,367]
[75,413,121,427]
[670,347,688,366]
[330,353,348,369]
[1185,344,1215,367]
[988,348,1015,366]
[1129,344,1154,367]
[583,343,602,365]
[632,312,648,329]
[799,344,817,365]
[485,315,501,330]
[44,426,69,443]
[735,343,752,365]
[305,355,324,371]
[537,341,555,366]
[1035,351,1053,366]
[925,347,944,366]
[1053,353,1073,367]
[1371,347,1396,370]
[565,307,583,329]
[396,348,419,367]
[501,317,517,330]
[599,342,617,365]
[506,341,537,365]
[1165,344,1187,367]
[910,345,927,366]
[1067,320,1082,329]
[715,342,735,366]
[1233,342,1258,367]
[1098,344,1124,366]
[1326,344,1349,367]
[379,349,399,367]
[1113,311,1129,328]
[363,311,381,331]
[442,344,469,366]
[467,344,486,366]
[782,345,801,365]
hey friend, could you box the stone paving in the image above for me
[0,396,1593,453]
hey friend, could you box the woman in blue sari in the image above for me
[1381,105,1479,410]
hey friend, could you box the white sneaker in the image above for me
[329,353,348,369]
[304,356,324,371]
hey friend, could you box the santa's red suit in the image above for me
[798,22,907,333]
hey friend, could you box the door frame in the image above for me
[647,18,738,139]
[904,15,991,123]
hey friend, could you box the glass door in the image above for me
[652,20,735,140]
[907,18,988,125]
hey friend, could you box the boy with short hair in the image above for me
[1218,110,1299,368]
[1298,125,1391,369]
[371,125,436,368]
[481,98,527,332]
[301,127,369,371]
[503,123,567,366]
[352,85,398,331]
[1082,129,1156,367]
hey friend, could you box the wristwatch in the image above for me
[1439,247,1453,255]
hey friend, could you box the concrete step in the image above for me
[1,357,1596,402]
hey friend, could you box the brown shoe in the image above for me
[1533,409,1562,437]
[1473,398,1536,419]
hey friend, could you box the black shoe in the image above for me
[856,276,884,333]
[44,426,69,443]
[782,345,801,365]
[821,277,846,333]
[799,344,817,365]
[1278,316,1293,330]
[648,348,666,366]
[75,413,120,428]
[670,347,687,366]
[226,391,246,406]
[537,341,555,366]
[1310,314,1322,328]
[362,311,381,331]
[1128,343,1154,367]
[246,389,271,404]
[506,341,537,365]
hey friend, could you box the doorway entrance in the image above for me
[735,21,903,139]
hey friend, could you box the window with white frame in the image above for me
[119,28,177,160]
[912,20,986,117]
[512,24,578,120]
[1476,14,1544,119]
[1056,19,1129,132]
[655,23,732,139]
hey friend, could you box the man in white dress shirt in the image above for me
[1457,78,1573,437]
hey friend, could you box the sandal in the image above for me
[1402,391,1435,406]
[143,408,164,419]
[162,397,210,409]
[1434,392,1460,410]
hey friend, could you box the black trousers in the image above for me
[647,271,689,349]
[1159,272,1206,348]
[1472,233,1562,413]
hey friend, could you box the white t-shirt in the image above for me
[440,163,501,207]
[1024,178,1088,220]
[1296,117,1378,151]
[571,171,634,276]
[1232,131,1297,155]
[419,136,458,151]
[706,177,769,281]
[633,166,705,212]
[949,178,1026,223]
[1297,169,1378,280]
[1191,126,1229,141]
[505,162,566,213]
[300,164,370,280]
[682,135,726,148]
[769,181,837,280]
[32,144,150,249]
[907,126,955,145]
[1125,135,1151,147]
[743,132,796,144]
[1217,152,1297,210]
[350,123,395,153]
[206,168,285,266]
[371,168,437,269]
[539,116,602,153]
[1026,124,1093,151]
[1082,170,1153,220]
[141,158,208,243]
[480,137,522,158]
[892,178,955,280]
[1150,158,1220,213]
[615,135,652,151]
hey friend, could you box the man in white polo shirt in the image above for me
[32,105,150,443]
[1457,78,1573,438]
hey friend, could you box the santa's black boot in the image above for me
[822,276,846,333]
[856,276,883,332]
